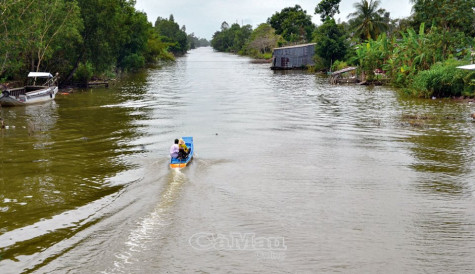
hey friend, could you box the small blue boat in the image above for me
[170,136,193,168]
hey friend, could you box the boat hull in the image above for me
[0,86,58,107]
[170,137,193,168]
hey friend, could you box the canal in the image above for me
[1,47,475,273]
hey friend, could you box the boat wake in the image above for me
[102,169,188,273]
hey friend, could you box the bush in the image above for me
[410,59,475,98]
[312,55,327,72]
[74,62,93,84]
[121,53,145,71]
[331,60,349,72]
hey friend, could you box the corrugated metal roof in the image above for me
[273,43,316,50]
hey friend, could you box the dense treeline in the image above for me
[0,0,209,85]
[211,0,475,98]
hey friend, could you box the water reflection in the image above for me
[400,101,475,197]
[0,82,149,258]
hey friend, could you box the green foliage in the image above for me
[117,9,151,71]
[313,19,348,68]
[0,0,83,79]
[350,20,474,90]
[74,61,94,83]
[77,0,130,73]
[315,0,341,22]
[352,34,390,80]
[146,33,175,62]
[267,5,315,43]
[0,0,191,82]
[411,0,475,36]
[331,60,349,72]
[120,54,145,71]
[243,24,282,58]
[154,15,189,55]
[347,0,388,41]
[211,23,252,53]
[387,24,472,87]
[188,33,210,49]
[409,59,475,98]
[312,55,328,71]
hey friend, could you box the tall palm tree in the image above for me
[347,0,388,41]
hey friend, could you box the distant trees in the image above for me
[211,23,252,53]
[155,15,188,55]
[188,33,210,49]
[211,5,317,55]
[267,5,315,43]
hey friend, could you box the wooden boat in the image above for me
[0,72,58,106]
[329,66,358,84]
[170,136,194,168]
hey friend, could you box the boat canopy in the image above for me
[28,72,53,78]
[456,64,475,70]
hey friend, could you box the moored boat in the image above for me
[170,136,194,168]
[0,72,58,106]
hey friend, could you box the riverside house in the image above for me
[271,43,316,70]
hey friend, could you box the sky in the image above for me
[134,0,413,40]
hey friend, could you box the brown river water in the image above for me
[1,47,475,273]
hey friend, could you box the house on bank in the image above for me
[271,43,316,70]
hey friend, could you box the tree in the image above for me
[146,32,175,62]
[1,0,173,82]
[74,0,134,76]
[0,1,35,78]
[352,33,391,81]
[211,23,252,53]
[0,0,82,79]
[313,19,348,68]
[244,23,282,58]
[347,0,388,41]
[221,21,229,31]
[198,38,210,47]
[117,8,151,71]
[188,33,210,49]
[27,0,82,72]
[155,15,189,55]
[410,0,475,36]
[315,0,341,22]
[267,5,315,43]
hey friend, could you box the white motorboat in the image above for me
[0,72,58,106]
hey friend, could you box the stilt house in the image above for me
[271,43,316,70]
